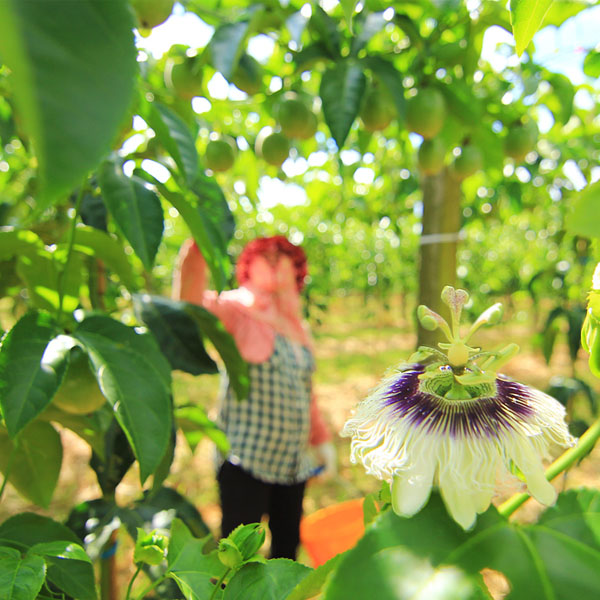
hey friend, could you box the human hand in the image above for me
[312,442,337,481]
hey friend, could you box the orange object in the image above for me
[300,498,365,566]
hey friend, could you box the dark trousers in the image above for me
[217,461,306,560]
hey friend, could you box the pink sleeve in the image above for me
[172,239,275,363]
[309,394,332,445]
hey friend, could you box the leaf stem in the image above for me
[125,565,142,600]
[0,442,19,502]
[498,416,600,518]
[132,571,167,600]
[56,181,85,321]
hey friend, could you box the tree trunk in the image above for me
[416,169,462,348]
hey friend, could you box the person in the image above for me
[173,235,336,560]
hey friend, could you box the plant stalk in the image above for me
[56,182,85,321]
[498,416,600,517]
[209,567,231,600]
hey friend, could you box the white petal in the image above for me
[391,455,436,517]
[439,481,477,530]
[506,435,557,506]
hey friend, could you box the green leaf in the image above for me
[209,20,251,80]
[287,554,344,600]
[565,181,600,240]
[0,229,44,261]
[546,73,574,124]
[176,405,230,454]
[28,541,96,600]
[224,559,311,599]
[184,303,249,401]
[144,102,200,186]
[351,12,387,55]
[169,538,228,599]
[327,491,600,600]
[319,61,367,149]
[68,226,140,291]
[510,0,554,56]
[439,82,482,128]
[0,420,62,508]
[72,315,172,482]
[167,518,195,568]
[0,0,137,206]
[0,512,81,548]
[0,546,45,600]
[132,294,218,376]
[132,490,212,543]
[16,250,83,314]
[583,50,600,78]
[310,5,342,59]
[98,160,164,271]
[157,186,230,292]
[0,312,68,437]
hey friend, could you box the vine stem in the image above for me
[498,416,600,518]
[132,572,167,600]
[0,442,19,502]
[209,567,231,600]
[125,566,142,600]
[56,181,85,321]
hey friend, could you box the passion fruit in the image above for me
[131,0,174,30]
[359,88,396,132]
[52,347,106,415]
[205,138,237,172]
[255,129,290,167]
[449,145,483,180]
[406,88,446,139]
[504,121,538,161]
[418,138,446,175]
[165,56,203,100]
[231,54,263,96]
[277,96,318,140]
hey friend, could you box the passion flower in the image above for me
[342,287,576,530]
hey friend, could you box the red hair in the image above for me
[236,236,307,291]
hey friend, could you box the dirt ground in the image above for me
[1,309,599,598]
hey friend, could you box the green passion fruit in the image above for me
[131,0,174,30]
[418,138,446,175]
[255,129,290,167]
[52,347,106,415]
[165,57,203,100]
[277,96,318,140]
[205,138,237,172]
[231,54,263,96]
[359,88,396,132]
[406,88,446,139]
[449,145,483,180]
[504,121,538,161]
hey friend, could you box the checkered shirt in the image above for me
[216,334,316,484]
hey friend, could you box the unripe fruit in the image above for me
[277,96,317,140]
[255,129,289,167]
[231,54,263,96]
[449,145,483,180]
[165,57,203,100]
[52,347,106,415]
[131,0,174,30]
[418,138,446,175]
[359,88,396,132]
[205,138,236,172]
[504,121,538,161]
[406,88,446,139]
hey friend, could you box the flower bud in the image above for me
[217,523,265,569]
[133,529,167,566]
[218,538,244,569]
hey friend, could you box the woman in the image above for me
[173,235,335,560]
